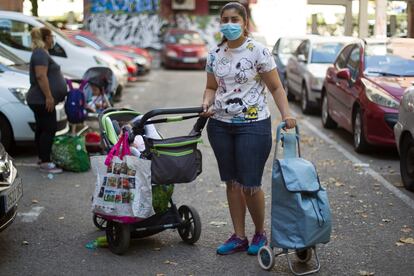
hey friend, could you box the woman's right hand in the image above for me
[201,103,215,117]
[45,96,55,112]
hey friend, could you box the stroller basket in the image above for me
[98,107,207,185]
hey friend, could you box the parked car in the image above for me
[0,142,22,232]
[0,11,128,99]
[321,38,414,152]
[286,36,355,113]
[271,36,307,93]
[394,85,414,191]
[161,29,208,70]
[63,30,150,77]
[0,66,69,150]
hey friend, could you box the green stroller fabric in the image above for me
[51,134,90,172]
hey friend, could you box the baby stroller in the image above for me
[93,106,207,255]
[257,122,331,275]
[67,67,116,152]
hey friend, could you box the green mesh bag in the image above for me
[152,184,174,213]
[51,135,90,172]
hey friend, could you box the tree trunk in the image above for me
[30,0,38,16]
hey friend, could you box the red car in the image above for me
[321,38,414,152]
[64,30,151,77]
[161,29,208,69]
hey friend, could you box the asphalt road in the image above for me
[1,69,413,276]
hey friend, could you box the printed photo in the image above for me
[122,192,130,203]
[113,163,121,175]
[128,177,136,189]
[127,168,136,176]
[106,163,113,173]
[129,192,135,201]
[98,187,105,198]
[122,178,129,189]
[103,190,116,202]
[116,177,122,189]
[120,162,128,174]
[102,176,107,187]
[115,194,122,203]
[108,177,118,188]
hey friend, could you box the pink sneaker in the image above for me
[39,162,63,174]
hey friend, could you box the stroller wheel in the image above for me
[295,248,312,263]
[258,246,275,271]
[178,205,201,244]
[106,221,130,255]
[93,214,107,230]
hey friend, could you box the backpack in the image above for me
[64,79,87,124]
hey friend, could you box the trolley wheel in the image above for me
[93,214,107,230]
[106,221,130,255]
[295,248,312,263]
[178,205,201,244]
[258,246,275,271]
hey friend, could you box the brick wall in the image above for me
[0,0,23,12]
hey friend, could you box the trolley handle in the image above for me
[275,122,301,158]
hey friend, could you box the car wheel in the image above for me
[353,108,369,153]
[321,92,337,129]
[112,85,122,103]
[301,84,312,114]
[0,116,13,151]
[400,134,414,191]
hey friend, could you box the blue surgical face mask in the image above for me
[220,23,243,41]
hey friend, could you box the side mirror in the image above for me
[298,54,307,63]
[336,68,351,80]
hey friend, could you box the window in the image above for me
[346,46,360,81]
[49,43,67,58]
[335,44,353,69]
[310,42,345,64]
[0,19,32,51]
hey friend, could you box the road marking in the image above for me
[17,206,45,222]
[294,113,414,210]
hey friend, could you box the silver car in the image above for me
[285,36,355,114]
[394,86,414,191]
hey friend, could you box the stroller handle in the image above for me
[134,106,203,128]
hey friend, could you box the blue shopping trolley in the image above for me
[258,122,332,275]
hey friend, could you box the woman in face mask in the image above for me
[27,27,67,174]
[201,2,296,256]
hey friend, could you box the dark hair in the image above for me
[218,2,249,46]
[30,27,52,49]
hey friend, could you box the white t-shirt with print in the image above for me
[206,38,276,123]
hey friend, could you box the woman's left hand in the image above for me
[283,116,296,129]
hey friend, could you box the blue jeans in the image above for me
[207,118,272,188]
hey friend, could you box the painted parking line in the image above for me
[17,206,45,223]
[293,112,414,210]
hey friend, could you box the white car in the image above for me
[0,68,68,151]
[285,36,355,114]
[394,86,414,191]
[0,11,128,97]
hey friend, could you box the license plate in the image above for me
[183,57,199,63]
[5,178,22,213]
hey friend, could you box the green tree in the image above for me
[30,0,38,16]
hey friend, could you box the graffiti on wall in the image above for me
[90,0,159,13]
[86,13,167,49]
[86,13,221,50]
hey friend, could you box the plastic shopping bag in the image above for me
[91,132,154,220]
[51,134,90,172]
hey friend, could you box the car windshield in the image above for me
[311,42,344,63]
[0,45,26,65]
[364,43,414,77]
[278,39,303,54]
[166,32,204,45]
